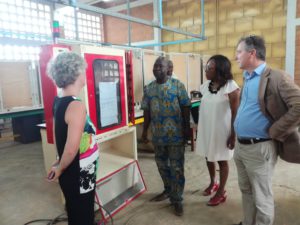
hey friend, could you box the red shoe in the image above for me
[202,183,219,196]
[207,191,227,206]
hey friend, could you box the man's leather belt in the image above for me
[237,138,271,145]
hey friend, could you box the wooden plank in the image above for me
[170,54,188,88]
[0,62,32,109]
[132,52,143,104]
[187,55,201,93]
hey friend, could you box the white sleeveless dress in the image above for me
[195,80,239,162]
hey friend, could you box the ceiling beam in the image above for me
[82,0,154,12]
[103,0,153,12]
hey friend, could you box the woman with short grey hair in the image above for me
[47,52,99,225]
[47,52,86,88]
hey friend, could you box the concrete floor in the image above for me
[1,140,300,225]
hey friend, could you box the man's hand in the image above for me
[183,126,191,143]
[227,133,235,150]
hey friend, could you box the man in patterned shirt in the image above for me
[141,56,191,216]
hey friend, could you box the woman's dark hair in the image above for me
[208,54,233,88]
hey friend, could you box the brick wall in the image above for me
[297,0,300,18]
[295,27,300,86]
[295,2,300,87]
[103,4,154,45]
[162,0,287,84]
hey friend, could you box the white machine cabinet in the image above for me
[95,126,145,220]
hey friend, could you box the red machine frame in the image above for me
[94,160,146,223]
[84,53,127,134]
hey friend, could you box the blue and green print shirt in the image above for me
[141,77,190,145]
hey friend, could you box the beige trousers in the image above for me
[234,141,277,225]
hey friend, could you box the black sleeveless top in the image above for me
[53,96,99,195]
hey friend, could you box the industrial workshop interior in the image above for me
[1,0,300,225]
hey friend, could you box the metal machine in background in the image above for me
[125,48,204,122]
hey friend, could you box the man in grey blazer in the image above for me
[233,35,300,225]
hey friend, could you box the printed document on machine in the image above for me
[99,82,118,127]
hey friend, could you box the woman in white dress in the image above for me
[195,55,240,206]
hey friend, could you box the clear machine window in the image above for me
[93,59,121,129]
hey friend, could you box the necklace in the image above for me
[208,81,221,94]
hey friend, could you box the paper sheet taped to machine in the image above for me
[99,82,118,127]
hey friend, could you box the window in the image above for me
[0,0,52,41]
[77,11,103,42]
[56,5,103,43]
[0,0,104,60]
[0,44,40,61]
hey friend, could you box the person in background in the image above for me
[167,59,174,78]
[233,35,300,225]
[195,55,240,206]
[141,56,190,216]
[47,52,99,225]
[167,59,178,79]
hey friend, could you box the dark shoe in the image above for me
[207,190,227,206]
[232,222,242,225]
[150,191,169,202]
[174,203,183,216]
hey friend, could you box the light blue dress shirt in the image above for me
[234,63,271,138]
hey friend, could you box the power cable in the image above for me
[23,213,67,225]
[23,201,114,225]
